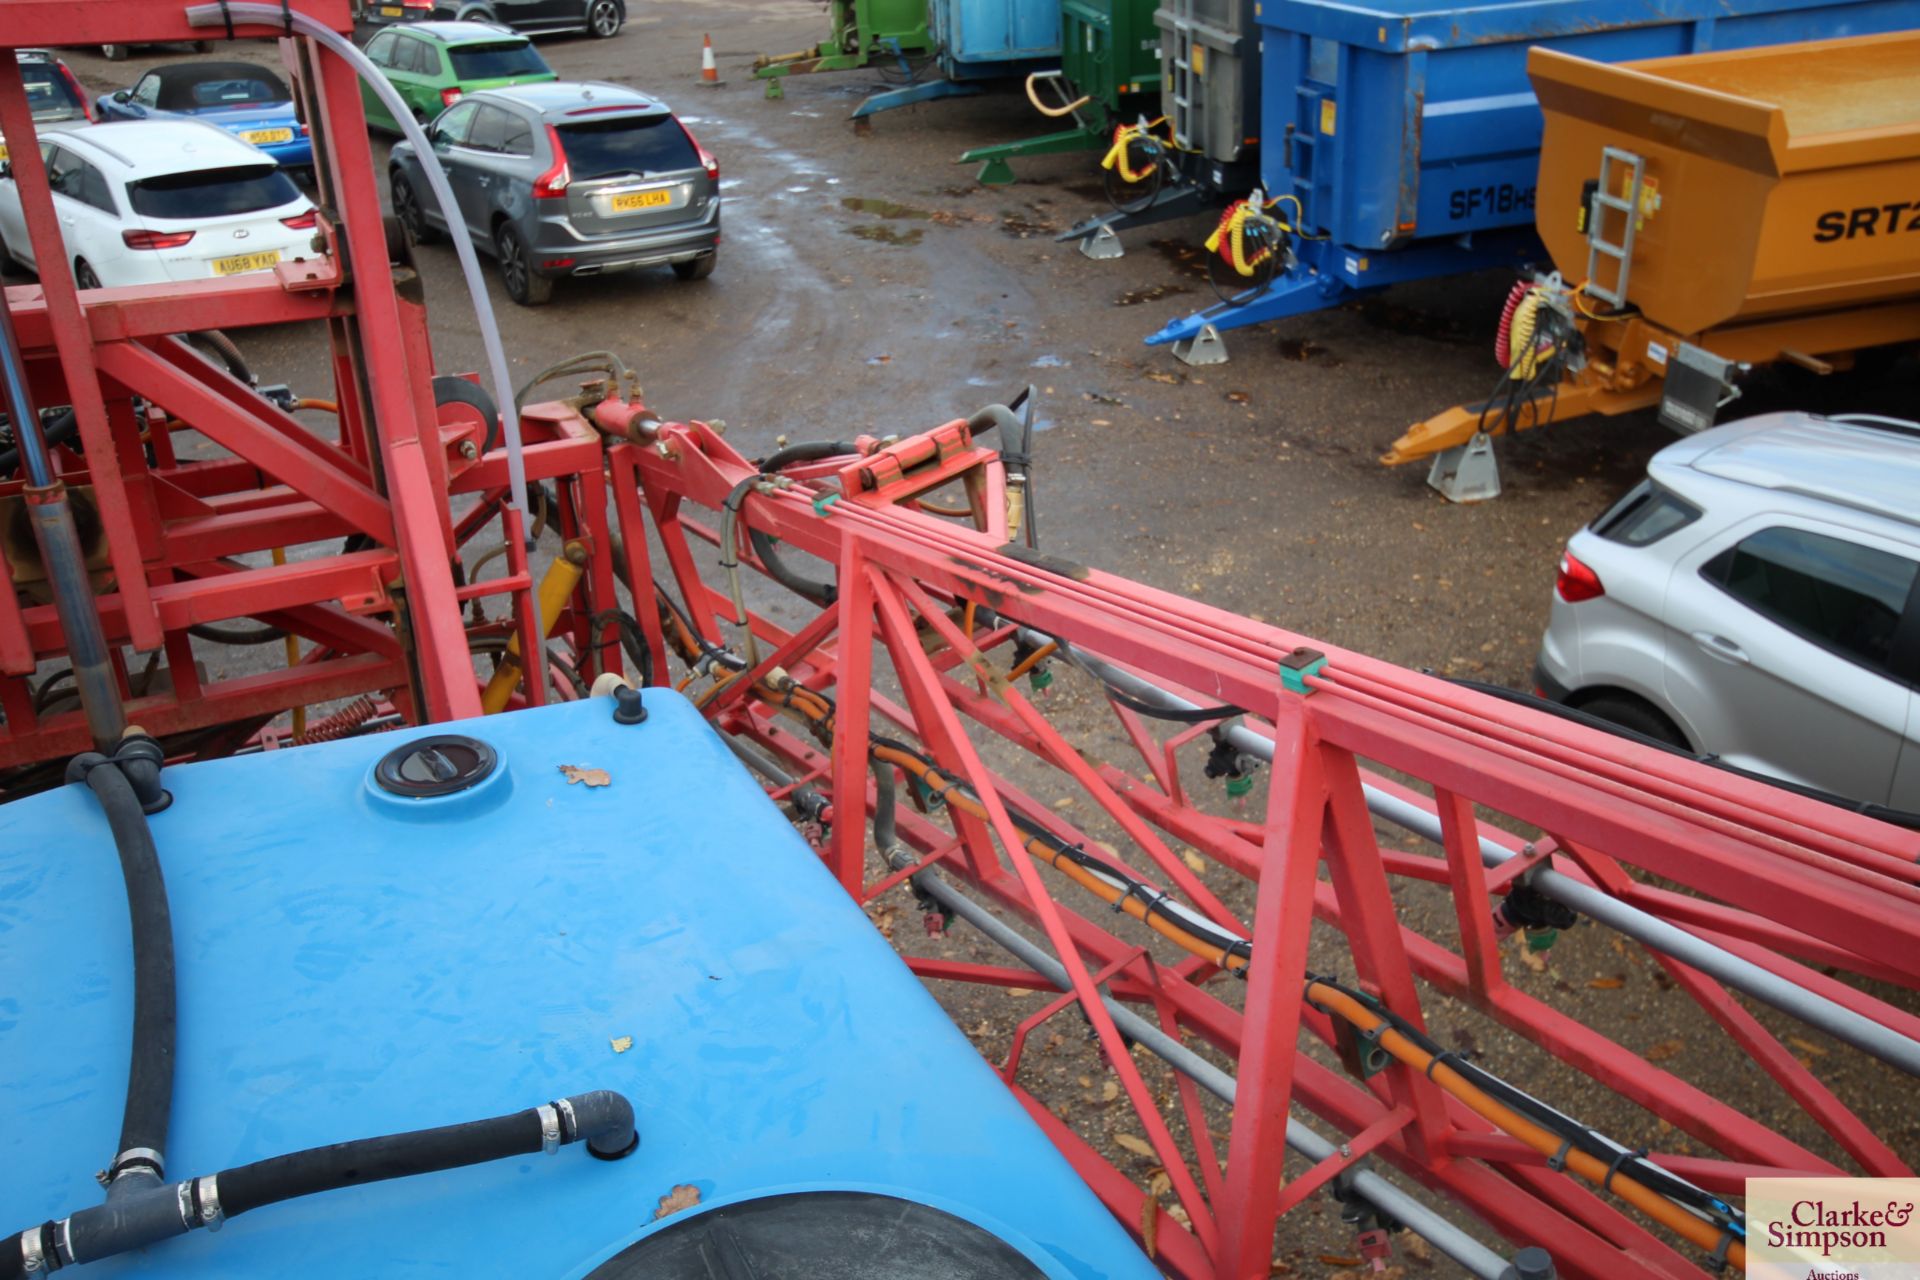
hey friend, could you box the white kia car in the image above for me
[0,119,317,288]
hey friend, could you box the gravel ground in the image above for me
[33,5,1920,1274]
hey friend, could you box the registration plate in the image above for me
[241,128,294,145]
[608,190,673,213]
[212,250,282,276]
[380,4,403,14]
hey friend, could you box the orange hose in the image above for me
[1008,642,1057,681]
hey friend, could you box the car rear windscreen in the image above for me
[23,64,86,121]
[449,42,550,80]
[1591,480,1702,547]
[159,66,292,110]
[557,115,698,181]
[128,164,301,219]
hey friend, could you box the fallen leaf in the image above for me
[1090,418,1112,426]
[1145,370,1181,384]
[1181,850,1208,875]
[1269,1263,1293,1276]
[1114,1133,1155,1158]
[654,1184,701,1219]
[1588,976,1626,990]
[1147,1169,1172,1199]
[1007,987,1035,997]
[1165,1204,1190,1228]
[1518,946,1547,974]
[559,764,611,787]
[1318,1256,1363,1267]
[1788,1036,1828,1057]
[1404,1233,1433,1265]
[1225,390,1250,404]
[1140,1195,1160,1258]
[1102,1080,1120,1102]
[1078,1075,1093,1088]
[1646,1038,1685,1062]
[610,1035,633,1054]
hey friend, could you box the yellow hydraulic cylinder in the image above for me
[481,540,587,714]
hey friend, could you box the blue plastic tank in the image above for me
[0,694,1158,1278]
[1147,0,1920,354]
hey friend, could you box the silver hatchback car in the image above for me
[389,80,718,305]
[1536,412,1920,811]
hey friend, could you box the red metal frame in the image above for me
[0,3,630,780]
[604,410,1920,1279]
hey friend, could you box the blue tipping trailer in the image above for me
[854,0,1063,118]
[0,694,1160,1279]
[1144,0,1920,361]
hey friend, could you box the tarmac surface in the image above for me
[34,5,1920,1276]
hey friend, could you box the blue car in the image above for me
[96,61,312,174]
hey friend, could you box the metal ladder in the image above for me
[1164,0,1199,150]
[1584,146,1645,307]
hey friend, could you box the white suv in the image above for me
[0,120,317,288]
[1536,412,1920,811]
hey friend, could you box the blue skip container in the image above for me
[856,0,1062,117]
[0,694,1158,1279]
[1146,0,1920,359]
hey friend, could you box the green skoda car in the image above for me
[361,22,557,132]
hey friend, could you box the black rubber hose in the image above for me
[188,621,286,646]
[2,1091,637,1277]
[184,330,254,386]
[0,408,79,475]
[747,526,836,606]
[218,1090,636,1217]
[64,752,175,1183]
[757,440,858,475]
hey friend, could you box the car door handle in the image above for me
[1691,631,1750,665]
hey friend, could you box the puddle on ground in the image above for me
[845,224,925,246]
[1000,212,1058,238]
[842,196,934,220]
[1149,238,1210,279]
[1276,337,1342,365]
[965,375,994,387]
[1031,354,1068,369]
[785,186,812,195]
[1351,299,1468,342]
[1115,283,1191,307]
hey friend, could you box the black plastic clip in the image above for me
[1706,1229,1736,1273]
[1546,1137,1573,1172]
[218,0,235,41]
[280,0,295,34]
[1424,1048,1473,1081]
[1602,1146,1648,1194]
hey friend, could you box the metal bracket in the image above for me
[1426,433,1501,503]
[1171,323,1227,366]
[1659,342,1743,435]
[1078,223,1124,261]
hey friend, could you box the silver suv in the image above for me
[389,80,718,305]
[1536,412,1920,811]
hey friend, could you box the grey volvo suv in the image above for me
[1535,412,1920,811]
[390,80,719,305]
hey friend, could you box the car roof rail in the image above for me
[1827,413,1920,440]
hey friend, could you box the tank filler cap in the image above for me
[374,734,499,798]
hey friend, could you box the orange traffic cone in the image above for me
[699,34,721,86]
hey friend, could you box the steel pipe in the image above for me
[1036,633,1920,1079]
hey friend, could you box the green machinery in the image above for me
[754,0,934,99]
[961,0,1164,185]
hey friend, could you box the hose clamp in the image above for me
[537,1104,562,1155]
[177,1182,197,1229]
[197,1176,224,1232]
[107,1147,165,1183]
[19,1228,46,1275]
[554,1097,580,1145]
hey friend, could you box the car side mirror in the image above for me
[112,90,132,103]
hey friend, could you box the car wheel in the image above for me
[494,223,552,306]
[1576,693,1690,751]
[391,173,440,245]
[74,259,102,291]
[671,250,716,282]
[586,0,622,37]
[101,44,130,61]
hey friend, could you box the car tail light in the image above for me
[61,65,95,123]
[281,209,318,230]
[541,256,575,270]
[1555,549,1604,603]
[440,87,464,108]
[679,120,718,182]
[532,124,570,199]
[122,229,195,250]
[404,0,432,8]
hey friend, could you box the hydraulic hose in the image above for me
[0,408,79,476]
[3,1091,637,1277]
[758,440,859,474]
[1024,72,1090,118]
[64,746,175,1191]
[182,2,530,528]
[1028,630,1920,1080]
